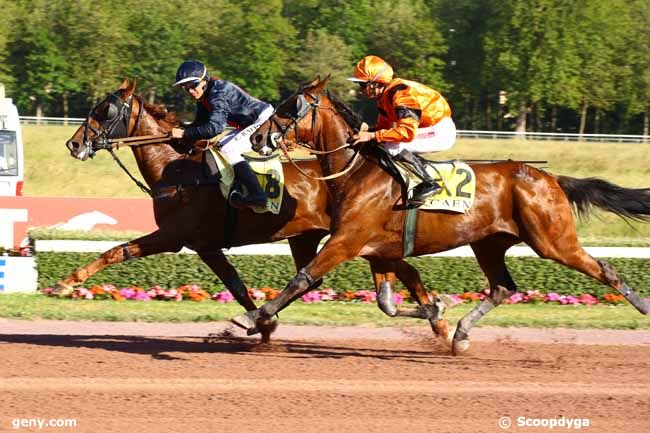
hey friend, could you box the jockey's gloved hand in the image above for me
[352,130,374,145]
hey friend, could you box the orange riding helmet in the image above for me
[348,55,394,84]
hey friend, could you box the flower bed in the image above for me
[36,253,650,299]
[40,285,633,306]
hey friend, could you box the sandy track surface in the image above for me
[1,320,649,433]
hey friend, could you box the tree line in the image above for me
[1,0,648,135]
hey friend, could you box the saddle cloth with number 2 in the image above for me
[395,159,476,213]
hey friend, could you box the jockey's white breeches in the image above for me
[381,116,457,156]
[218,105,274,164]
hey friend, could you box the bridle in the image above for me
[82,91,152,195]
[266,91,320,149]
[264,90,363,181]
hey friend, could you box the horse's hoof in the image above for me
[452,338,471,355]
[52,282,74,297]
[258,318,278,343]
[231,310,258,331]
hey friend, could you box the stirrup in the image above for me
[410,181,441,203]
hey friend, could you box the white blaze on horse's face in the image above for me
[74,143,92,161]
[66,127,94,161]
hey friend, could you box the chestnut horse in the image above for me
[232,77,650,354]
[62,79,448,341]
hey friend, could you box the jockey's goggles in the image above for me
[180,80,202,92]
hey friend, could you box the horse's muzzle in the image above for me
[65,138,91,161]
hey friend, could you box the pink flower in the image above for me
[147,285,163,297]
[319,288,337,301]
[449,294,464,305]
[562,295,581,305]
[524,290,544,303]
[120,287,136,299]
[507,292,524,304]
[577,293,598,305]
[134,291,151,301]
[545,292,563,303]
[249,288,266,301]
[355,290,376,303]
[301,291,322,304]
[213,291,235,303]
[41,287,53,295]
[392,292,404,305]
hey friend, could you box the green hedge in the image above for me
[36,252,650,297]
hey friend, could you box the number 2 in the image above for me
[455,168,472,198]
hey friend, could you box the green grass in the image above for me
[1,293,648,329]
[22,124,143,197]
[23,125,650,240]
[29,228,147,241]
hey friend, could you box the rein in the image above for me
[277,136,364,181]
[108,134,172,149]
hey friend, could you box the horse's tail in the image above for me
[557,176,650,222]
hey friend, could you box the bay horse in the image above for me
[62,79,449,341]
[232,76,650,354]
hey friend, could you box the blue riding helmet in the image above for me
[174,60,208,87]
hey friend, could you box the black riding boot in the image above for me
[394,149,441,203]
[229,161,268,208]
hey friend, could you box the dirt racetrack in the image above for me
[1,320,649,433]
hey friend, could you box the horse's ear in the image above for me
[128,78,137,94]
[119,78,136,96]
[312,74,331,94]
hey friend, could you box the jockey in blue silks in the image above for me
[171,60,273,209]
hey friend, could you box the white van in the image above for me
[0,83,24,196]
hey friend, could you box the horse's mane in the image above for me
[325,90,363,132]
[143,101,178,127]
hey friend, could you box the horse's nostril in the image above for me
[66,140,81,152]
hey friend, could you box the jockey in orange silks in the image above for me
[349,55,457,203]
